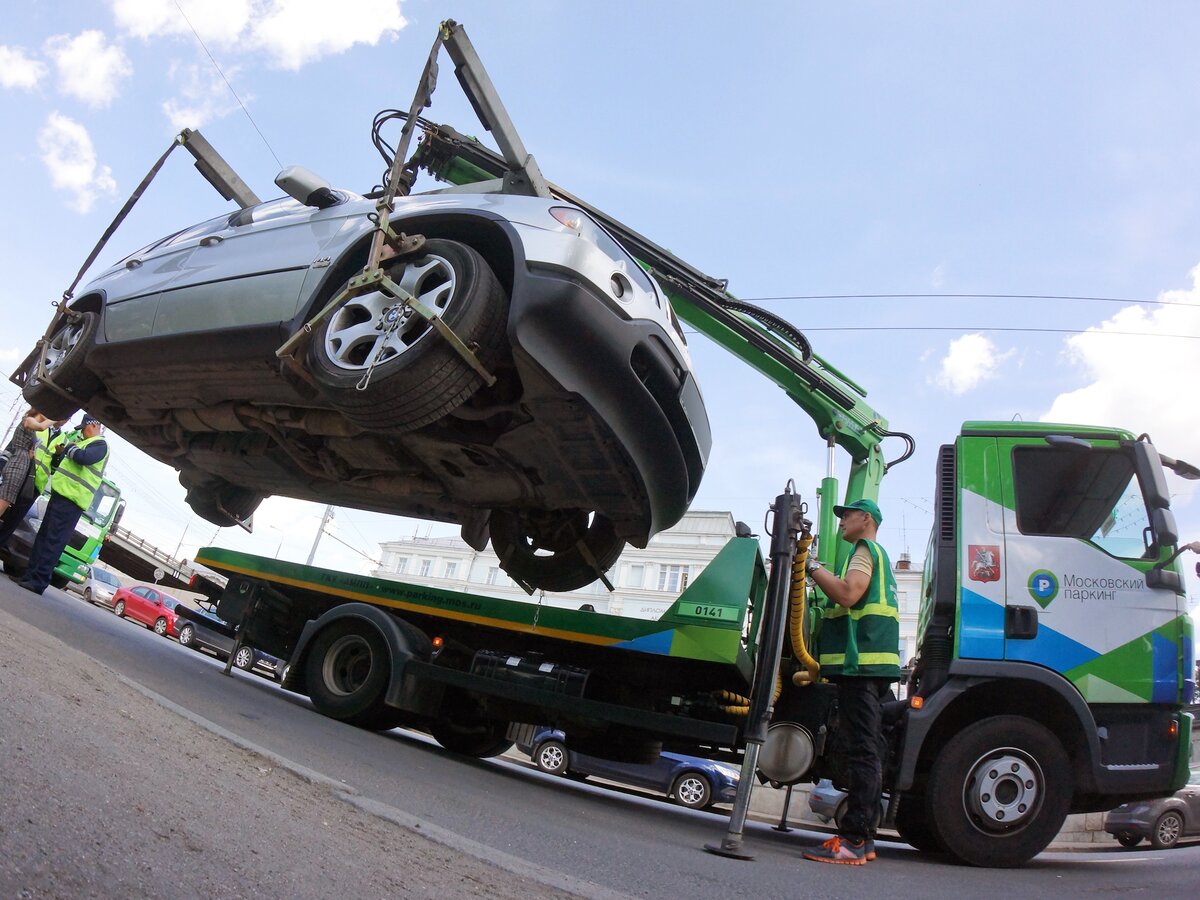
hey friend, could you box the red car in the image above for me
[112,585,180,638]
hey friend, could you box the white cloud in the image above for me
[112,0,406,70]
[934,333,1013,395]
[162,62,244,130]
[1043,268,1200,465]
[37,113,118,213]
[0,45,48,89]
[44,31,132,108]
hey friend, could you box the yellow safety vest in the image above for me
[33,430,71,495]
[50,435,108,511]
[817,539,901,679]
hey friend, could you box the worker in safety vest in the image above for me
[16,415,109,596]
[801,498,900,866]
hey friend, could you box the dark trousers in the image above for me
[0,489,37,549]
[834,676,892,842]
[23,493,84,592]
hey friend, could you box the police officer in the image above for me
[16,415,109,595]
[801,498,900,866]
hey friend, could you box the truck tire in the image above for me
[305,619,392,727]
[429,687,512,757]
[926,715,1070,867]
[22,311,102,420]
[308,239,509,432]
[894,792,942,853]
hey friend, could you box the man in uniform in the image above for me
[16,415,109,595]
[801,498,900,865]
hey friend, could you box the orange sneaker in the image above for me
[802,835,868,865]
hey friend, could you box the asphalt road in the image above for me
[3,576,1198,899]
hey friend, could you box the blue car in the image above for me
[520,727,739,810]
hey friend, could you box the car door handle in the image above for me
[199,235,224,247]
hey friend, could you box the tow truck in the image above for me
[21,20,1200,868]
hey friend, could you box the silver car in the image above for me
[15,179,709,592]
[70,565,123,609]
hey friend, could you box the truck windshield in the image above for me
[85,482,121,526]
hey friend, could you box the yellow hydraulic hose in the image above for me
[790,534,821,687]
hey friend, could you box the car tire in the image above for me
[83,588,93,604]
[672,773,713,810]
[114,599,125,618]
[535,741,569,776]
[22,311,102,420]
[488,509,625,593]
[304,620,391,726]
[1150,811,1183,850]
[178,623,195,648]
[894,792,943,853]
[308,239,510,432]
[154,617,169,636]
[179,469,264,529]
[233,645,256,670]
[926,715,1070,868]
[1116,832,1142,849]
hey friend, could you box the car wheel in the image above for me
[83,588,93,604]
[154,617,169,636]
[22,311,102,420]
[114,599,125,618]
[178,623,195,647]
[308,239,510,432]
[535,741,569,776]
[178,469,264,529]
[894,792,943,853]
[673,773,713,810]
[233,645,255,670]
[1116,832,1142,849]
[304,620,392,727]
[1150,811,1183,850]
[926,715,1070,868]
[488,509,625,593]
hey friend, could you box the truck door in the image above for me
[954,434,1010,661]
[996,436,1184,703]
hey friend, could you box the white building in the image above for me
[373,511,923,657]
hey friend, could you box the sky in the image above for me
[1,1,1198,607]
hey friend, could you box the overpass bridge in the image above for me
[100,525,225,598]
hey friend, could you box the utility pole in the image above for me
[306,505,335,566]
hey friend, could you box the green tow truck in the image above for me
[73,20,1200,868]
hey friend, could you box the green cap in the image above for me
[833,498,882,526]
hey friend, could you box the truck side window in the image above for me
[1012,447,1151,558]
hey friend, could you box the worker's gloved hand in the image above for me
[52,443,74,464]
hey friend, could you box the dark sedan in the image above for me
[175,603,283,679]
[1106,768,1200,849]
[519,727,739,810]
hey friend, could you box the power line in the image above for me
[172,0,283,170]
[742,292,1197,309]
[684,325,1200,340]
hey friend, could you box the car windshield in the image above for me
[93,569,120,587]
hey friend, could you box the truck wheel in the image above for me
[894,792,943,853]
[305,620,391,726]
[1150,811,1183,850]
[672,774,713,810]
[233,645,255,670]
[927,715,1070,867]
[178,623,195,648]
[22,311,102,420]
[535,740,569,775]
[429,688,512,757]
[1116,832,1142,849]
[308,239,509,432]
[489,509,625,593]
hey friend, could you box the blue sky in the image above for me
[2,1,1198,606]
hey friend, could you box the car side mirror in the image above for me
[275,165,341,209]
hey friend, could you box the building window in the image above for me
[444,561,458,579]
[627,564,644,589]
[419,559,433,577]
[395,557,408,575]
[486,566,499,585]
[657,564,689,593]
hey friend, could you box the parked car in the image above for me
[175,603,283,679]
[67,565,123,609]
[808,778,886,832]
[518,727,739,810]
[112,585,180,637]
[1105,768,1200,849]
[14,153,711,594]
